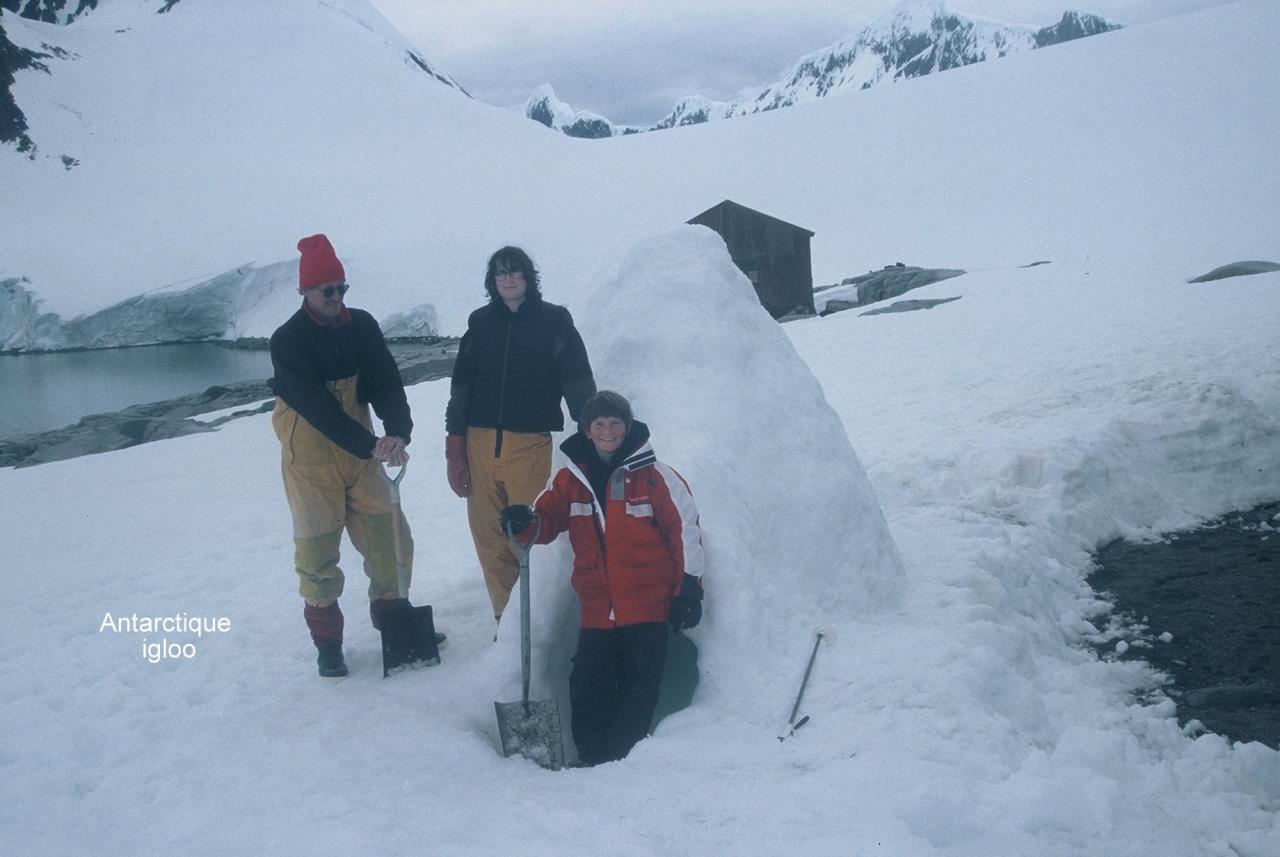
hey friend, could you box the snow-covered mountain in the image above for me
[526,2,1119,137]
[523,83,639,140]
[1,0,1273,355]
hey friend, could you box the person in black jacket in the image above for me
[445,246,595,623]
[270,233,416,677]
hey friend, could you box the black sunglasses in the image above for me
[320,283,349,298]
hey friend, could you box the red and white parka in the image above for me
[532,422,706,630]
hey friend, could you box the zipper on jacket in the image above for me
[589,498,615,624]
[569,458,616,625]
[494,311,514,458]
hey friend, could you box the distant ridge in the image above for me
[526,2,1119,137]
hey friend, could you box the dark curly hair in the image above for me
[484,246,543,305]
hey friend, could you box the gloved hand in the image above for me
[499,504,535,536]
[445,434,470,498]
[669,574,703,630]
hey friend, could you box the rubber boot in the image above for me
[315,641,348,678]
[305,602,347,677]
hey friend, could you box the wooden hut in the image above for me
[687,200,815,318]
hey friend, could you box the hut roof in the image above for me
[688,199,815,238]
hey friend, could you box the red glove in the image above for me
[445,434,470,498]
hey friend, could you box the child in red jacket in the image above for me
[501,390,705,766]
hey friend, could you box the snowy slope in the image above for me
[3,0,1277,349]
[1,0,540,331]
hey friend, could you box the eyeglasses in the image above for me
[494,270,525,283]
[319,283,349,298]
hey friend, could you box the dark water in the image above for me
[1091,501,1280,748]
[0,344,273,439]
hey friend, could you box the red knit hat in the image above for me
[297,233,346,289]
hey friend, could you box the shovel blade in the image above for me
[495,699,564,770]
[381,601,441,676]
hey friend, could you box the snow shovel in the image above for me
[380,464,441,676]
[495,516,565,770]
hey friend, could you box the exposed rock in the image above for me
[524,83,637,138]
[852,266,964,305]
[0,15,53,153]
[1033,10,1119,47]
[1,2,102,25]
[815,265,964,315]
[859,296,962,316]
[1188,260,1280,283]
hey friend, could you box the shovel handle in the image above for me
[503,517,541,706]
[385,463,408,598]
[387,463,407,489]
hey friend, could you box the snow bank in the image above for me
[786,262,1280,853]
[0,277,62,351]
[0,260,301,351]
[0,258,439,351]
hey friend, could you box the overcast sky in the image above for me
[370,1,1234,125]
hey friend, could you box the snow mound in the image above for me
[489,226,902,742]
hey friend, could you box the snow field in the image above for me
[2,236,1279,855]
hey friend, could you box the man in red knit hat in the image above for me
[270,233,419,677]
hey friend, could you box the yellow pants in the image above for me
[466,428,551,617]
[272,375,413,605]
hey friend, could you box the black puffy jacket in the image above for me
[445,295,595,436]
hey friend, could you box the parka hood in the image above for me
[560,420,652,474]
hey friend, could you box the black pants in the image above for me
[569,622,669,766]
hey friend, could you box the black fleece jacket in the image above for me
[445,295,595,436]
[269,305,413,459]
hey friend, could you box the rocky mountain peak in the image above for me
[526,2,1121,137]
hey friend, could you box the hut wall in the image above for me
[690,203,814,318]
